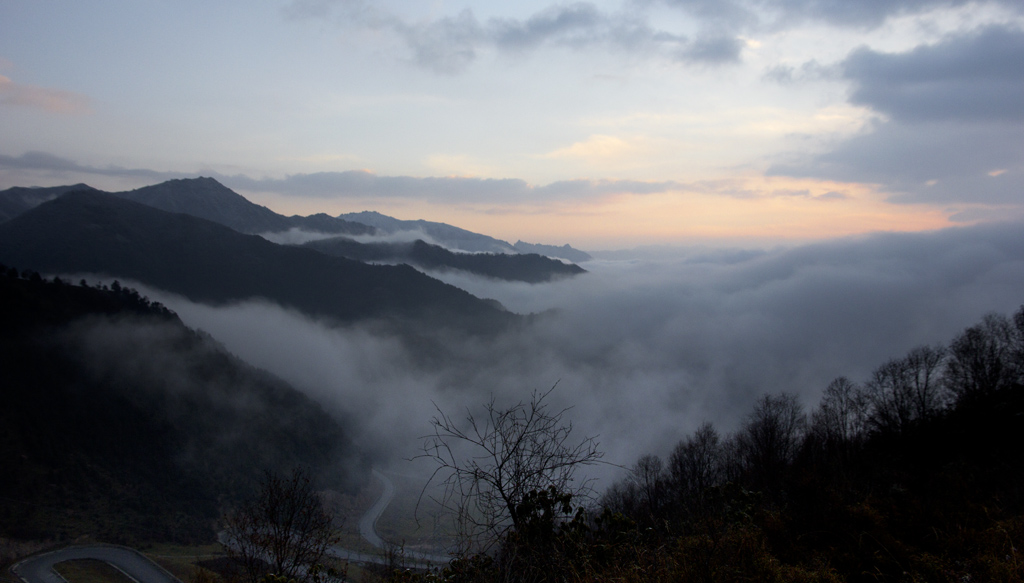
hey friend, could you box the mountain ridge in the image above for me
[0,191,516,332]
[112,177,373,236]
[303,236,586,283]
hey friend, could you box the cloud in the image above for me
[398,10,484,74]
[761,0,976,28]
[660,0,756,25]
[225,170,693,203]
[281,0,1022,74]
[0,151,696,203]
[543,135,641,161]
[669,0,1022,30]
[122,219,1024,483]
[676,33,746,64]
[842,25,1024,124]
[768,25,1024,205]
[491,4,605,51]
[769,121,1024,203]
[0,75,92,114]
[283,0,742,73]
[0,151,189,181]
[763,59,837,84]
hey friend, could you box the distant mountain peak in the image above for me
[0,183,101,223]
[513,240,592,263]
[337,210,517,254]
[111,177,372,237]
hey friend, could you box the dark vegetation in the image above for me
[224,469,342,583]
[0,191,515,332]
[0,265,365,545]
[0,184,100,223]
[304,237,585,283]
[388,305,1024,583]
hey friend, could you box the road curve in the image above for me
[344,469,450,567]
[358,469,395,549]
[12,545,183,583]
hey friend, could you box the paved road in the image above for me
[346,470,450,567]
[358,469,395,549]
[12,545,182,583]
[12,471,448,580]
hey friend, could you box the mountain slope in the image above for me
[304,237,586,283]
[113,177,372,236]
[0,268,362,543]
[0,191,514,331]
[513,240,592,263]
[0,183,100,223]
[338,210,517,254]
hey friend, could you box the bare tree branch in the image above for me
[223,469,341,583]
[416,386,603,554]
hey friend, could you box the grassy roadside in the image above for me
[140,543,228,583]
[53,559,135,583]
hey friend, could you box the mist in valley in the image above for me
[120,219,1024,489]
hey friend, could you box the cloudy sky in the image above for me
[1,0,1022,248]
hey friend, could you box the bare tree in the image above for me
[946,313,1021,402]
[224,469,341,583]
[736,393,806,490]
[865,344,946,434]
[627,454,668,527]
[419,387,603,553]
[904,344,948,417]
[810,376,868,447]
[668,422,723,502]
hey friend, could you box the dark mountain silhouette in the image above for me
[0,191,514,331]
[0,267,363,543]
[338,210,518,254]
[0,183,100,223]
[303,237,586,283]
[513,240,592,263]
[112,177,373,236]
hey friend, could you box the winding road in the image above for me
[10,470,449,583]
[339,469,450,567]
[11,545,182,583]
[358,469,395,549]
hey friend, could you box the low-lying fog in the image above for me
[121,220,1024,487]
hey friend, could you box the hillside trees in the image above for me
[863,344,947,434]
[404,305,1024,583]
[809,376,867,448]
[735,392,806,492]
[668,422,724,519]
[945,311,1024,402]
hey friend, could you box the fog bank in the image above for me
[133,221,1024,486]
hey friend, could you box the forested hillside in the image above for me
[0,191,515,332]
[404,306,1024,583]
[0,266,365,544]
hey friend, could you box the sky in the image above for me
[2,0,1022,249]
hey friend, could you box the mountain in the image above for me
[338,210,518,254]
[304,237,586,283]
[0,267,363,543]
[513,241,592,263]
[0,183,100,223]
[0,191,515,331]
[112,177,373,236]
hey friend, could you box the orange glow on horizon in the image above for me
[242,175,964,250]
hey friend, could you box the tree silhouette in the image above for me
[224,469,340,583]
[419,387,603,553]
